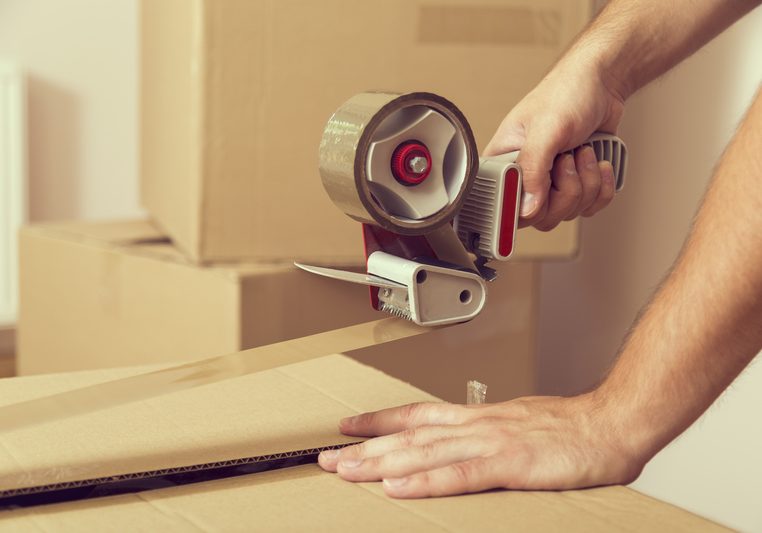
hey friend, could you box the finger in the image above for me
[318,425,466,472]
[339,402,470,437]
[533,153,582,232]
[515,121,569,223]
[337,437,490,482]
[570,146,602,217]
[517,196,548,229]
[581,160,616,217]
[382,457,503,499]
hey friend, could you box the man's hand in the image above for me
[482,58,625,231]
[318,396,642,499]
[484,0,761,232]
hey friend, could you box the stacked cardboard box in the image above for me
[140,0,587,263]
[19,0,592,402]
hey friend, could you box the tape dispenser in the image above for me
[297,92,627,326]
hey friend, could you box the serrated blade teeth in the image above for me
[379,302,412,321]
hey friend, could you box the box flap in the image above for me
[21,220,306,276]
[0,355,437,491]
[26,219,166,245]
[0,355,724,531]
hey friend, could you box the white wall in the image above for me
[536,7,762,531]
[0,0,142,221]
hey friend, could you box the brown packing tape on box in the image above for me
[0,318,427,435]
[0,355,726,531]
[0,319,427,494]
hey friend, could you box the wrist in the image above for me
[557,42,633,104]
[586,387,654,474]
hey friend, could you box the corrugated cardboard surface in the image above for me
[19,220,539,402]
[0,355,725,531]
[141,0,583,263]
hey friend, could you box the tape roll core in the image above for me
[319,92,478,235]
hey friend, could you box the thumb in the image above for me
[515,124,566,219]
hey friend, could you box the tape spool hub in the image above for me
[365,104,469,223]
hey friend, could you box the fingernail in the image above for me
[383,477,408,488]
[582,147,597,169]
[520,192,536,217]
[339,457,363,468]
[319,449,339,461]
[340,416,357,426]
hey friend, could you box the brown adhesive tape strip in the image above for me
[319,91,478,235]
[0,318,430,433]
[424,224,479,272]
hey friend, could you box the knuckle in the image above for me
[398,428,419,447]
[582,170,603,187]
[565,183,583,201]
[443,403,470,424]
[503,400,532,419]
[399,402,426,424]
[417,470,433,492]
[450,461,475,487]
[342,443,363,457]
[418,442,439,461]
[356,411,376,427]
[364,454,382,469]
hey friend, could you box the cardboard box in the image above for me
[0,353,723,531]
[141,0,587,263]
[17,219,377,374]
[18,220,539,402]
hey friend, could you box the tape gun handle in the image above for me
[455,133,627,262]
[489,133,627,192]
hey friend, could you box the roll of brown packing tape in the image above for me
[319,92,478,235]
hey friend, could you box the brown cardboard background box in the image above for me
[18,220,539,402]
[141,0,586,263]
[0,354,725,531]
[17,220,376,374]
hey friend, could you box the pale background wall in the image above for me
[1,0,761,529]
[535,7,762,532]
[0,0,143,221]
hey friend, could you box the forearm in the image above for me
[563,0,761,99]
[596,88,762,463]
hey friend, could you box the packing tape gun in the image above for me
[297,91,628,326]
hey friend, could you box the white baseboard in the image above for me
[0,64,26,326]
